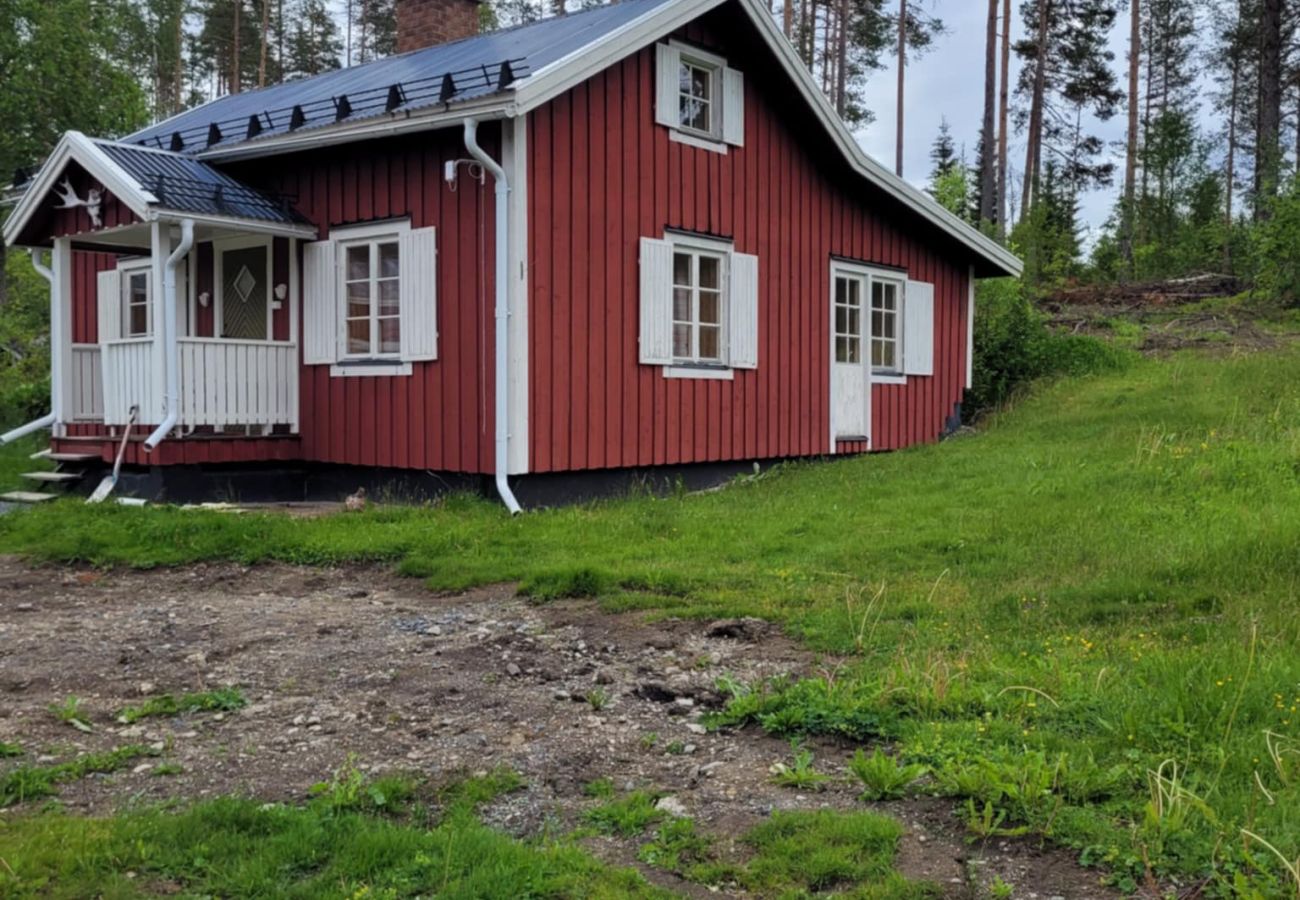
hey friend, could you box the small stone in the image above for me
[552,689,570,701]
[424,625,442,636]
[655,796,689,817]
[15,603,34,612]
[137,681,156,696]
[682,743,697,754]
[132,763,153,775]
[506,663,522,677]
[674,697,695,708]
[292,714,306,726]
[686,723,707,735]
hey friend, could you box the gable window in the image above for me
[672,247,726,363]
[655,42,745,151]
[123,269,151,337]
[301,219,439,376]
[870,279,902,374]
[344,239,401,357]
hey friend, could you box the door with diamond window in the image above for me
[220,244,269,340]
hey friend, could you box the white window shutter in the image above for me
[399,226,438,361]
[728,251,758,369]
[903,279,935,377]
[97,269,121,343]
[302,239,337,365]
[655,43,680,129]
[639,237,674,365]
[722,67,745,146]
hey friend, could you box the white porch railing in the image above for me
[70,344,103,421]
[178,338,298,429]
[102,338,159,425]
[100,337,298,431]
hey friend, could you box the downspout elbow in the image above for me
[464,118,522,516]
[144,219,195,452]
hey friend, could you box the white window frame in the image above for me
[213,234,275,342]
[870,275,906,383]
[667,41,731,155]
[333,219,409,364]
[669,233,731,369]
[118,258,152,338]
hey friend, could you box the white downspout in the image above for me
[0,250,58,444]
[464,118,522,515]
[144,219,195,451]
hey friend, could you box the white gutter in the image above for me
[143,218,194,451]
[0,250,58,444]
[463,118,522,515]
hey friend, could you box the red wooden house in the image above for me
[1,0,1020,509]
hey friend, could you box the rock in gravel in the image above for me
[655,796,689,817]
[552,689,570,701]
[686,723,707,735]
[705,617,770,641]
[15,603,34,612]
[506,662,522,677]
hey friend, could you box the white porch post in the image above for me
[288,236,300,433]
[149,221,168,428]
[50,237,73,437]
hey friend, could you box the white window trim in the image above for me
[671,40,727,143]
[669,130,728,155]
[832,261,908,384]
[870,275,906,380]
[669,232,731,367]
[333,218,410,365]
[664,365,734,381]
[213,234,276,342]
[117,257,152,338]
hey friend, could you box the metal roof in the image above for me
[126,0,676,155]
[92,140,305,225]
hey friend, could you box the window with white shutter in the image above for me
[655,41,744,151]
[639,233,758,378]
[301,219,437,376]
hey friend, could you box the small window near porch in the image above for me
[871,280,901,374]
[343,240,402,357]
[123,270,150,337]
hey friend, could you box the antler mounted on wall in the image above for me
[52,177,104,228]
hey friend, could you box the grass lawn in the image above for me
[3,347,1300,893]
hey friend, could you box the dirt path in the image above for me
[0,558,1115,898]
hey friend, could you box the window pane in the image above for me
[847,307,860,337]
[848,279,861,307]
[673,252,692,287]
[379,242,400,278]
[699,256,720,290]
[881,310,895,339]
[681,96,709,132]
[698,290,720,325]
[698,325,720,360]
[880,342,896,370]
[346,246,369,281]
[871,339,883,368]
[848,337,860,364]
[880,283,896,311]
[130,305,148,336]
[347,319,370,354]
[835,278,847,306]
[835,335,847,363]
[347,282,370,318]
[379,317,400,354]
[835,305,847,336]
[690,65,710,99]
[872,309,883,337]
[673,323,691,358]
[678,61,692,94]
[673,287,691,322]
[378,278,399,316]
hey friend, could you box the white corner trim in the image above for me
[664,365,734,380]
[669,130,728,154]
[330,361,413,377]
[966,264,975,390]
[872,373,907,385]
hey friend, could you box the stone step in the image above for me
[21,471,82,483]
[44,452,103,463]
[0,491,58,503]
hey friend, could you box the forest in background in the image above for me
[2,0,1299,426]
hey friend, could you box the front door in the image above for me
[831,268,869,440]
[219,243,269,340]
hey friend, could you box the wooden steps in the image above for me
[21,471,83,484]
[1,491,58,503]
[43,452,102,463]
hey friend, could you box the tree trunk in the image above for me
[834,0,848,116]
[258,0,271,87]
[997,0,1011,233]
[1225,52,1240,272]
[783,0,792,38]
[1256,0,1283,218]
[1120,0,1140,274]
[232,0,242,94]
[895,0,906,177]
[1021,0,1051,215]
[173,9,184,111]
[979,0,998,225]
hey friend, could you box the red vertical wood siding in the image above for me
[526,12,973,473]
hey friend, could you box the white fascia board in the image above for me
[150,209,319,240]
[512,0,1021,278]
[193,98,514,163]
[3,131,158,247]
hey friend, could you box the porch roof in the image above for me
[3,132,315,248]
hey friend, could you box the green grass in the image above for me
[0,792,667,898]
[0,433,49,493]
[115,687,247,724]
[4,348,1300,892]
[583,790,666,838]
[0,745,156,806]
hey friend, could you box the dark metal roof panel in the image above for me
[125,0,674,154]
[95,141,304,224]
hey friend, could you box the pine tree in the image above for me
[358,0,396,62]
[928,118,959,183]
[284,0,342,78]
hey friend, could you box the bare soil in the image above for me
[0,558,1117,898]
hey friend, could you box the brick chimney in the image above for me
[396,0,481,52]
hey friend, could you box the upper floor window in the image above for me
[655,42,745,151]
